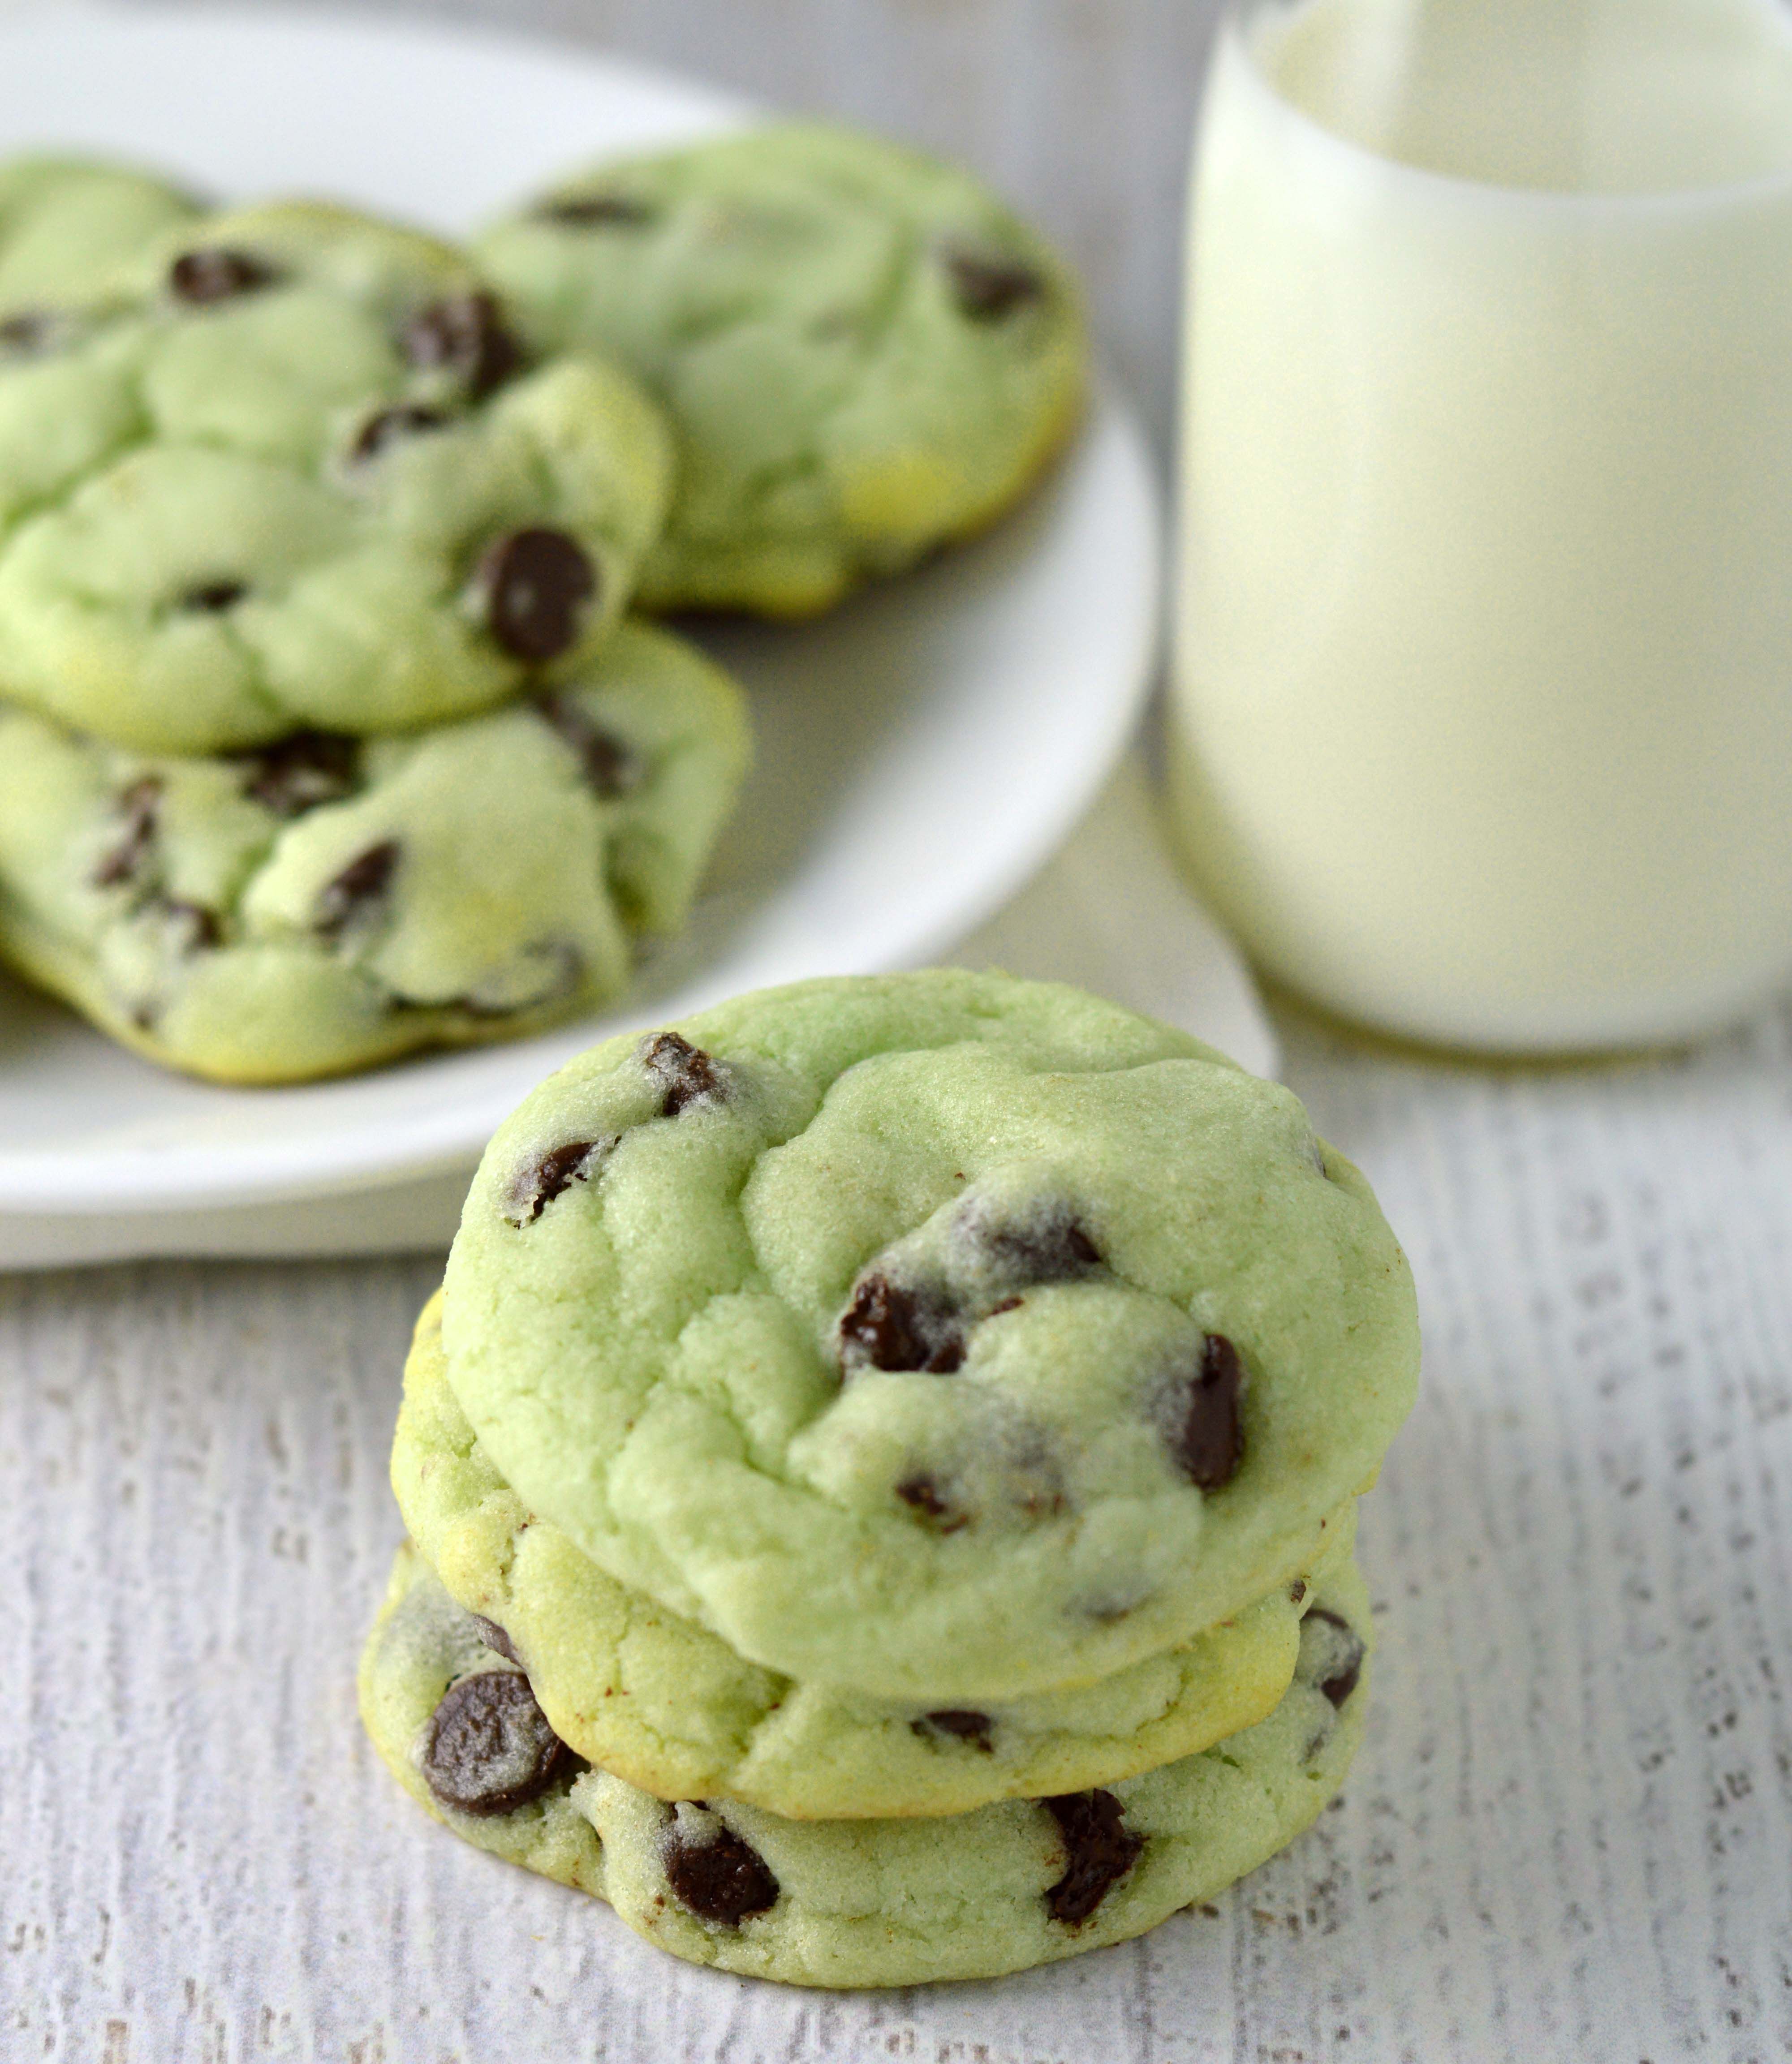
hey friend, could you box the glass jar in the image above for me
[1168,0,1792,1051]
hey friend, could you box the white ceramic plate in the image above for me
[0,3,1161,1226]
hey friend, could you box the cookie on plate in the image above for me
[0,155,200,320]
[394,1288,1357,1818]
[0,200,672,753]
[360,1535,1372,1987]
[476,122,1086,619]
[438,971,1420,1700]
[0,620,749,1084]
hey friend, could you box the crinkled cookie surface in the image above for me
[0,620,748,1083]
[360,1536,1372,1988]
[476,121,1086,618]
[440,971,1419,1699]
[396,1289,1355,1817]
[0,156,201,319]
[0,199,672,752]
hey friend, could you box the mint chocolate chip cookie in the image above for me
[0,155,200,321]
[475,122,1086,618]
[0,200,672,754]
[439,971,1419,1700]
[0,620,748,1084]
[359,1535,1372,1987]
[393,1289,1357,1819]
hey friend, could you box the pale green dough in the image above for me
[0,620,749,1084]
[359,1536,1372,1988]
[358,1543,607,1898]
[476,122,1086,618]
[396,1287,1357,1818]
[0,199,672,753]
[440,972,1419,1701]
[0,157,201,318]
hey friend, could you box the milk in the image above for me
[1168,0,1792,1050]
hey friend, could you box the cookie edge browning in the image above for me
[582,1552,1373,1986]
[476,119,1089,622]
[359,1537,1375,1988]
[0,620,751,1086]
[0,847,600,1086]
[396,1290,1357,1819]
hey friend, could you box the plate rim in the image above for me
[0,3,1163,1217]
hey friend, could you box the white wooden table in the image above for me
[6,2,1792,2056]
[7,995,1789,2062]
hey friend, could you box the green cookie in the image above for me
[0,199,672,753]
[439,971,1419,1700]
[396,1288,1356,1819]
[476,121,1086,618]
[0,620,748,1084]
[0,155,200,320]
[359,1537,1372,1988]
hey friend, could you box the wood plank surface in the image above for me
[7,993,1791,2060]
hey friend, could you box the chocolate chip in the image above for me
[642,1030,724,1115]
[232,731,358,818]
[478,528,596,663]
[503,1136,616,1226]
[93,777,162,887]
[661,1813,780,1928]
[350,404,448,462]
[314,839,399,936]
[839,1274,965,1375]
[1289,1579,1307,1606]
[471,1616,521,1665]
[403,291,524,399]
[181,581,246,612]
[1162,1333,1246,1492]
[1042,1791,1143,1926]
[913,1709,994,1752]
[421,1670,571,1817]
[535,192,656,228]
[445,940,586,1021]
[944,248,1046,321]
[533,691,642,797]
[0,310,57,354]
[895,1473,967,1531]
[962,1201,1101,1286]
[159,898,220,954]
[1321,1657,1362,1709]
[1303,1608,1365,1709]
[1083,1592,1143,1625]
[169,248,279,304]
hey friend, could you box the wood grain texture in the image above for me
[6,996,1792,2060]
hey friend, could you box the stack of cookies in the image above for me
[0,124,1086,1084]
[361,970,1419,1987]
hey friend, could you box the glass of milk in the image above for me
[1168,0,1792,1052]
